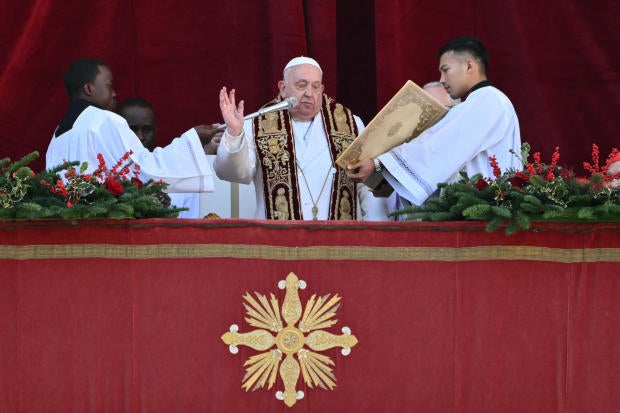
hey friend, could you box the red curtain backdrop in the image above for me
[2,220,620,412]
[1,1,619,172]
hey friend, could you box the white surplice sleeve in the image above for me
[109,116,214,193]
[46,107,214,193]
[213,119,257,185]
[378,87,521,206]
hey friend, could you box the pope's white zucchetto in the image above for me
[283,56,322,75]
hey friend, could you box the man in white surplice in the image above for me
[347,36,521,208]
[47,58,218,195]
[214,57,388,221]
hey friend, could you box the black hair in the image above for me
[64,58,109,101]
[438,36,489,73]
[117,97,154,113]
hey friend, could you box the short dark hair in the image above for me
[117,97,154,114]
[438,36,489,73]
[64,58,109,101]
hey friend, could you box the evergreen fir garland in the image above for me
[0,151,186,220]
[392,143,620,234]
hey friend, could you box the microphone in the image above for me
[216,97,298,131]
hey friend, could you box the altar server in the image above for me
[347,36,522,207]
[47,58,218,194]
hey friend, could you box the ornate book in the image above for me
[335,80,448,169]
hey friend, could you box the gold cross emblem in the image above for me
[221,272,359,407]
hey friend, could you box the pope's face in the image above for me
[278,64,324,121]
[438,51,469,100]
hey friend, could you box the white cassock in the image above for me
[46,105,214,194]
[379,85,521,206]
[214,112,389,221]
[168,193,201,218]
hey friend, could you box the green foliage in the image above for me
[0,152,38,208]
[485,216,506,232]
[462,204,492,219]
[394,142,620,234]
[0,151,186,220]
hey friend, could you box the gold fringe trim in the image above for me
[2,244,620,263]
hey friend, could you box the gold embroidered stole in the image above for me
[253,94,359,220]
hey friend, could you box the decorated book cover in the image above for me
[335,80,448,169]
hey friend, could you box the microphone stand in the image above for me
[216,98,297,131]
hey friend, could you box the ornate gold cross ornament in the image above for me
[221,272,359,407]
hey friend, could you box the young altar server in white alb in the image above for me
[47,58,219,194]
[347,36,522,207]
[214,56,389,221]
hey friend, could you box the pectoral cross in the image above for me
[312,206,319,220]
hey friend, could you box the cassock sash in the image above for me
[253,95,358,220]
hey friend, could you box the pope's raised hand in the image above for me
[219,87,245,137]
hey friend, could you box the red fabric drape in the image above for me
[1,1,618,172]
[0,0,309,171]
[2,220,620,412]
[373,0,620,169]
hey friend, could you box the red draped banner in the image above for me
[1,220,619,412]
[1,1,619,172]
